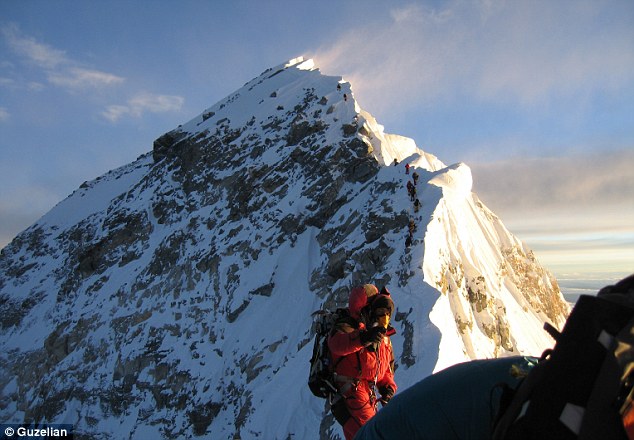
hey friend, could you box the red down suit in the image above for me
[327,284,397,440]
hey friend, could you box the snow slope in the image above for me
[0,57,569,439]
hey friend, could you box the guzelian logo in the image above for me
[18,427,69,436]
[1,425,73,438]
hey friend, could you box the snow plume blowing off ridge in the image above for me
[0,57,569,439]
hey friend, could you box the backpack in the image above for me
[308,307,350,399]
[492,275,634,440]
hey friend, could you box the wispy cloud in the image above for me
[0,76,16,88]
[0,107,9,121]
[48,67,124,89]
[471,149,634,210]
[313,1,634,113]
[470,150,634,275]
[501,209,634,276]
[2,23,68,69]
[102,92,184,122]
[1,23,124,91]
[1,23,179,123]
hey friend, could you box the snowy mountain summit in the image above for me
[0,57,569,439]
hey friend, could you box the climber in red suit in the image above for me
[328,284,397,440]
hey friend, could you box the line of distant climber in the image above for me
[393,159,421,249]
[337,82,348,102]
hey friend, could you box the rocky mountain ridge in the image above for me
[0,57,569,439]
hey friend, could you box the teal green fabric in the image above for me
[355,356,536,440]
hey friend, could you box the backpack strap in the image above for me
[543,322,562,341]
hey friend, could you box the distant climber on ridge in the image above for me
[408,219,417,235]
[414,198,421,213]
[407,181,414,199]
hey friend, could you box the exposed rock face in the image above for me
[0,58,569,439]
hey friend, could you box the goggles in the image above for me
[372,308,391,318]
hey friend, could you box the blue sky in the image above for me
[1,0,632,285]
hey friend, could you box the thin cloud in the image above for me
[469,2,634,105]
[102,105,129,123]
[103,92,184,122]
[0,77,16,88]
[470,149,634,276]
[128,93,185,115]
[27,82,45,92]
[2,23,68,69]
[0,75,44,92]
[0,107,9,121]
[313,1,634,113]
[1,23,124,91]
[471,149,634,211]
[499,208,634,276]
[48,67,124,89]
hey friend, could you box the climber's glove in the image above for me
[359,326,385,345]
[379,386,394,406]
